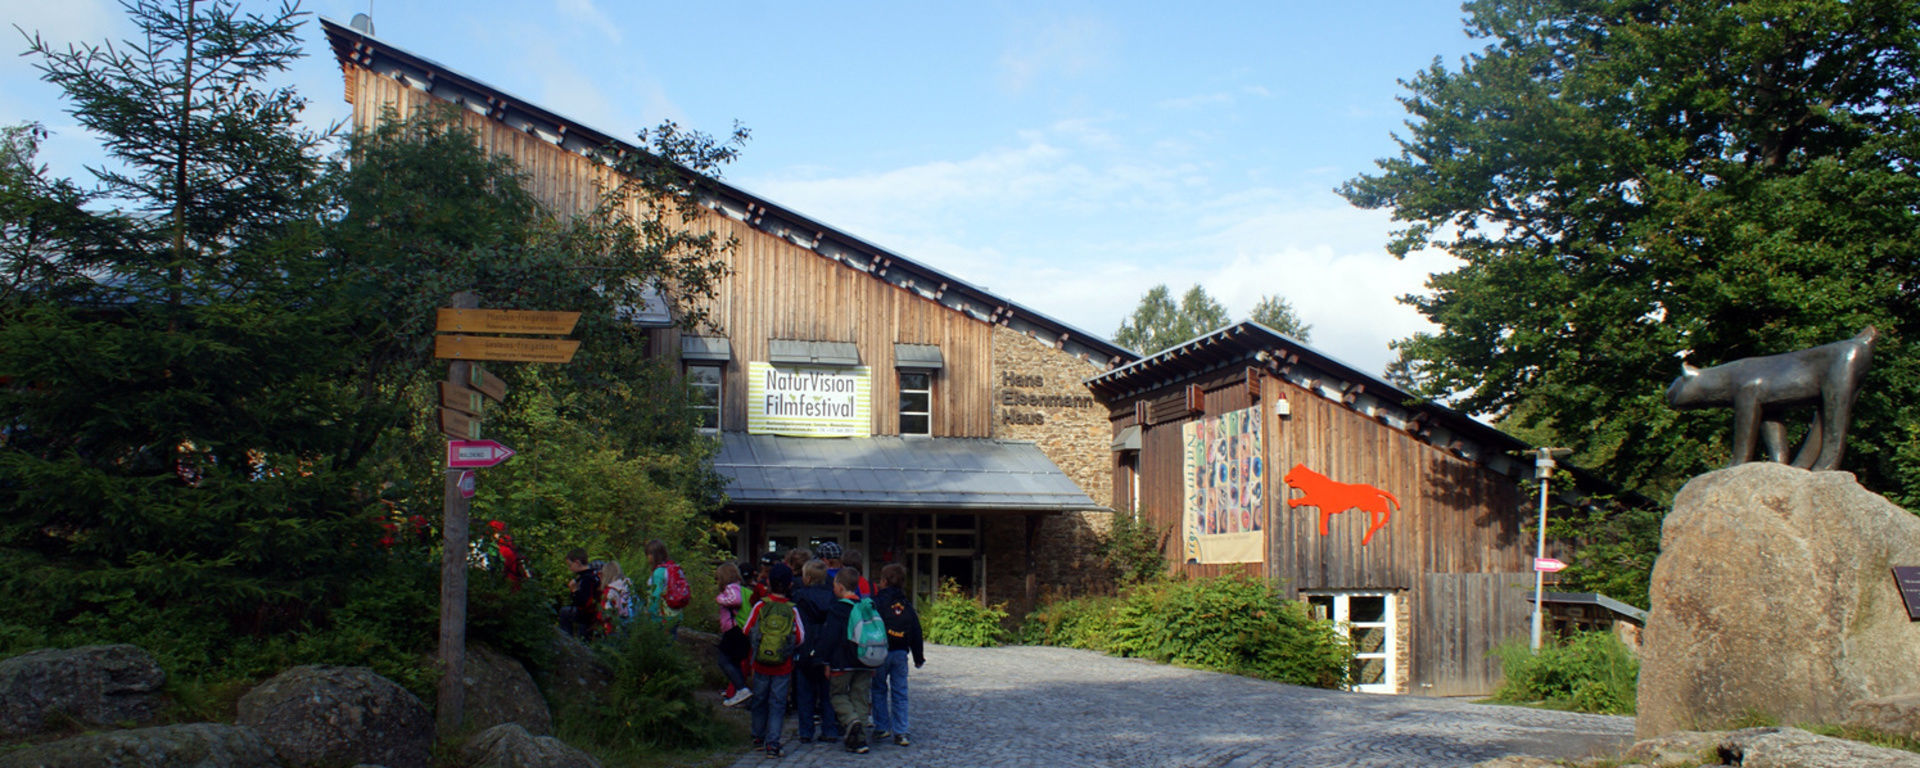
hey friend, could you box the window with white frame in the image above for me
[687,363,723,433]
[898,370,932,436]
[1306,591,1397,694]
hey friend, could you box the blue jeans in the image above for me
[870,650,911,736]
[795,663,840,740]
[751,671,791,748]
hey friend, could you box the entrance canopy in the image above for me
[714,433,1101,511]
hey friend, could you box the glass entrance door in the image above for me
[1305,591,1398,694]
[903,514,981,604]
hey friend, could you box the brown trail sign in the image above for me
[435,335,580,364]
[430,295,579,738]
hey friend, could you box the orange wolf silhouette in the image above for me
[1282,464,1397,546]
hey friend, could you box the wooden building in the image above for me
[323,19,1137,610]
[1088,322,1583,696]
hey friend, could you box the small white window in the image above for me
[898,371,932,436]
[687,363,722,433]
[1306,591,1397,694]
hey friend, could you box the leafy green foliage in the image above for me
[1112,284,1231,355]
[1016,594,1123,652]
[1096,510,1167,587]
[1488,631,1638,715]
[1020,575,1353,689]
[1114,284,1311,355]
[1248,294,1312,341]
[1342,0,1920,509]
[921,579,1009,647]
[554,627,731,756]
[0,0,742,715]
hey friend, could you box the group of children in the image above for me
[715,541,927,759]
[558,539,690,641]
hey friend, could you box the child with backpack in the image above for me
[822,566,888,753]
[790,559,842,745]
[869,563,924,748]
[644,539,688,639]
[742,563,804,758]
[597,560,635,638]
[713,561,753,708]
[558,548,600,640]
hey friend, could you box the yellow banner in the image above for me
[746,362,871,438]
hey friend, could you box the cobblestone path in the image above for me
[726,644,1634,768]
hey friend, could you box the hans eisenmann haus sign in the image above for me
[746,362,871,438]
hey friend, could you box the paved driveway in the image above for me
[728,644,1633,768]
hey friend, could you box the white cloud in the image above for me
[555,0,622,44]
[740,120,1458,378]
[998,15,1117,93]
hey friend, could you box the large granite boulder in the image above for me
[0,723,278,768]
[1637,463,1920,738]
[236,665,432,768]
[461,723,601,768]
[1719,726,1920,768]
[533,628,612,708]
[0,644,167,737]
[462,645,552,735]
[1847,693,1920,741]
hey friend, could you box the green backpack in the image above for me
[847,597,888,667]
[751,600,797,665]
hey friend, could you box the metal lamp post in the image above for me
[1530,447,1571,652]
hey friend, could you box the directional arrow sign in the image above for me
[447,440,517,469]
[1534,557,1567,573]
[436,335,580,364]
[436,308,581,335]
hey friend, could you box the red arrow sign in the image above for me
[1534,557,1567,573]
[447,440,516,469]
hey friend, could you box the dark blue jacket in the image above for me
[819,596,860,671]
[791,582,838,665]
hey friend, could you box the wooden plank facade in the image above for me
[327,20,1135,611]
[1093,323,1555,696]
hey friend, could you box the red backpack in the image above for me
[663,561,691,609]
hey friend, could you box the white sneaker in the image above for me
[724,689,754,708]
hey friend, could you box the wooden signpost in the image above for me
[429,293,576,737]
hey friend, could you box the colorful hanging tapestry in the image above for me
[1181,406,1264,564]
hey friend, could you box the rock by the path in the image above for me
[1467,757,1562,768]
[235,665,431,768]
[1847,693,1920,741]
[461,723,601,768]
[534,628,611,707]
[1719,726,1920,768]
[1620,730,1724,767]
[462,645,552,736]
[1637,463,1920,737]
[0,644,167,737]
[0,722,278,768]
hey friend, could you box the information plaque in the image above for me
[1894,566,1920,621]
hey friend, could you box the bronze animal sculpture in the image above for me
[1666,327,1876,470]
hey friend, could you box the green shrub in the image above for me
[554,624,731,757]
[1019,575,1353,689]
[1018,594,1123,652]
[921,578,1008,647]
[1489,630,1638,714]
[1097,510,1166,586]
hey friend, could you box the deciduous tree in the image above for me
[1342,0,1920,508]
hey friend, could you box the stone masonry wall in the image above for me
[990,326,1113,507]
[985,326,1119,615]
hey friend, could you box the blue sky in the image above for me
[1,1,1486,376]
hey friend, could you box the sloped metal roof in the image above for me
[714,433,1101,511]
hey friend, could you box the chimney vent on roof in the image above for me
[350,13,375,36]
